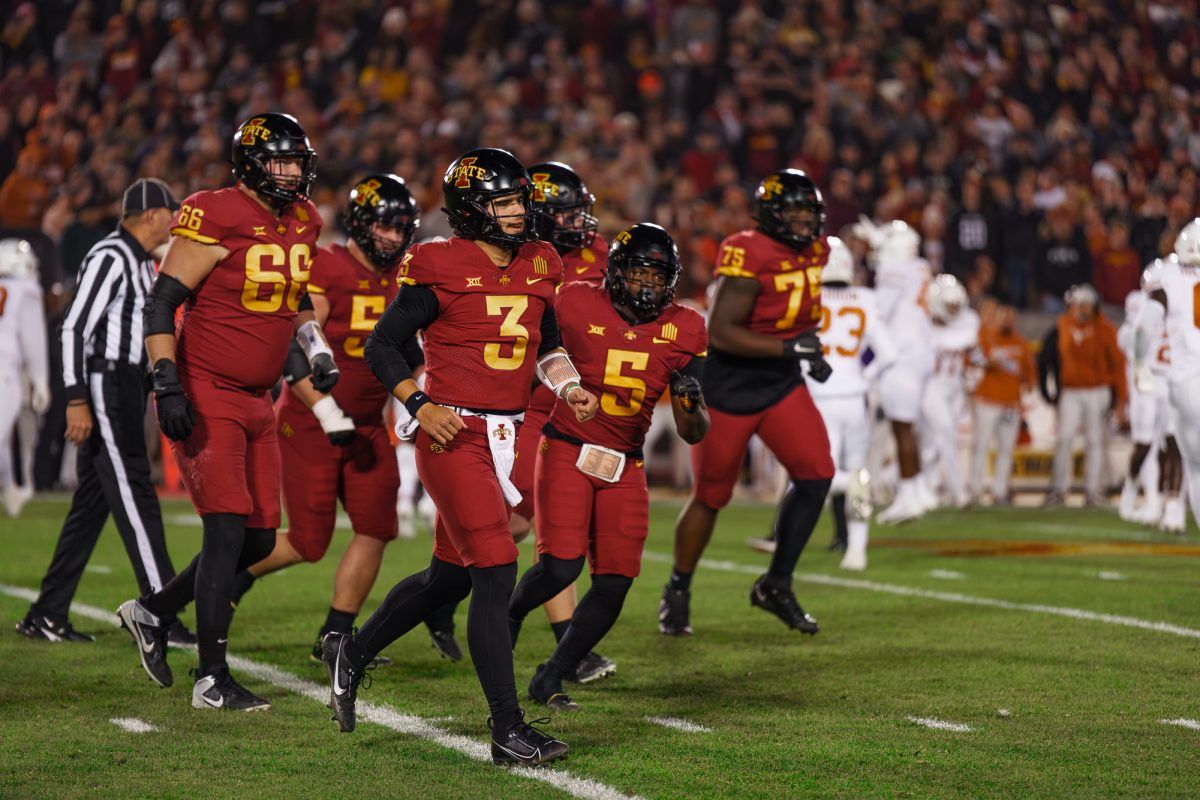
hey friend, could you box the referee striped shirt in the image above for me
[61,225,156,402]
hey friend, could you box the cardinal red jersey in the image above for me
[299,243,398,421]
[400,237,562,410]
[547,282,707,452]
[559,233,607,283]
[172,187,322,391]
[705,230,831,414]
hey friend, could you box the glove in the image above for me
[312,396,356,447]
[309,353,340,393]
[669,370,703,413]
[784,330,824,360]
[30,383,50,414]
[1134,364,1156,395]
[807,356,833,383]
[151,359,196,441]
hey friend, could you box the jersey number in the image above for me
[241,243,311,313]
[344,295,387,358]
[177,204,204,231]
[484,295,529,371]
[600,349,649,417]
[773,265,823,330]
[818,306,867,357]
[0,286,7,317]
[1193,284,1200,329]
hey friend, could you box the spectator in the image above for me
[996,170,1042,308]
[1035,208,1093,313]
[945,172,998,282]
[971,305,1035,505]
[1092,216,1142,306]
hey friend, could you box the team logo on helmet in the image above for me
[760,175,784,200]
[530,173,558,203]
[353,179,384,207]
[240,117,271,146]
[451,157,486,188]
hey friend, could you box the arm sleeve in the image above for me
[1038,328,1059,404]
[282,339,310,385]
[59,247,122,401]
[17,282,49,388]
[364,284,439,393]
[538,305,562,355]
[678,354,705,382]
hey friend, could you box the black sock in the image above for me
[468,563,521,731]
[230,571,256,607]
[322,607,357,636]
[668,569,692,592]
[355,557,471,663]
[143,553,199,619]
[507,556,585,626]
[550,619,570,643]
[194,513,247,675]
[830,493,848,546]
[547,574,632,679]
[424,600,458,635]
[768,478,832,581]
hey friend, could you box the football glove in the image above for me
[669,370,703,413]
[784,330,823,360]
[807,356,833,383]
[151,358,196,441]
[309,353,340,393]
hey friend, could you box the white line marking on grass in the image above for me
[0,584,640,800]
[644,716,712,733]
[1096,571,1125,581]
[640,550,1200,640]
[928,569,966,580]
[110,717,157,733]
[906,716,973,732]
[1160,718,1200,730]
[85,565,112,574]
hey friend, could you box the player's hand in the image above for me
[416,402,465,445]
[1134,364,1156,395]
[807,356,833,383]
[309,353,340,393]
[784,330,823,360]
[669,370,703,413]
[312,396,356,447]
[151,358,197,441]
[566,384,599,422]
[30,383,51,415]
[64,402,92,444]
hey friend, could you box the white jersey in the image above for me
[928,308,980,389]
[1120,290,1169,393]
[1157,260,1200,382]
[808,285,895,399]
[874,256,934,370]
[0,276,48,385]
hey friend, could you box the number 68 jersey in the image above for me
[171,186,322,391]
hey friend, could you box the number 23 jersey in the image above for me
[171,186,322,391]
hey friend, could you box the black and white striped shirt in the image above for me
[61,226,156,401]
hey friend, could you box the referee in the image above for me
[16,179,194,644]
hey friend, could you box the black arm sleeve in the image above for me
[143,272,192,337]
[1038,328,1059,404]
[678,354,706,383]
[282,340,311,385]
[364,284,439,393]
[297,292,314,312]
[538,305,562,355]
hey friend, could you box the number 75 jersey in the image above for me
[171,187,322,391]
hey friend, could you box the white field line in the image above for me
[643,716,711,733]
[640,550,1200,640]
[0,584,640,800]
[928,569,966,580]
[1160,718,1200,730]
[85,565,113,575]
[1096,571,1126,581]
[906,716,974,733]
[110,717,158,733]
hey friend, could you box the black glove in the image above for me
[310,353,340,393]
[326,428,357,447]
[784,330,823,360]
[151,358,197,441]
[669,370,703,413]
[807,356,833,383]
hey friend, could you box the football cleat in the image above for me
[323,632,372,732]
[658,586,692,636]
[746,536,777,554]
[570,651,616,684]
[839,550,867,572]
[116,599,172,687]
[310,634,391,666]
[15,613,95,643]
[1118,482,1138,521]
[528,663,580,712]
[191,667,270,711]
[1042,491,1066,508]
[490,712,569,766]
[3,484,33,518]
[1160,497,1185,533]
[166,619,197,646]
[429,629,463,662]
[750,575,819,634]
[877,496,924,525]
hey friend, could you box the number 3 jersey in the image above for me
[705,229,830,413]
[171,186,322,391]
[547,281,707,452]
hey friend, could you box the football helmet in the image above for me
[925,273,968,323]
[528,161,598,252]
[753,169,825,251]
[1174,218,1200,266]
[343,174,420,269]
[231,112,318,207]
[605,223,681,320]
[821,236,854,285]
[874,220,921,265]
[442,148,534,249]
[0,238,38,280]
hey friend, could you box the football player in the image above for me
[804,236,895,570]
[226,174,422,662]
[116,113,337,711]
[507,223,708,710]
[662,169,835,637]
[322,148,598,767]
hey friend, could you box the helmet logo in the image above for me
[530,172,557,202]
[354,179,383,207]
[451,156,486,188]
[761,175,784,199]
[615,230,632,244]
[240,117,271,146]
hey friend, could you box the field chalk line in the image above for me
[906,716,974,733]
[643,716,712,733]
[1160,718,1200,731]
[110,717,158,733]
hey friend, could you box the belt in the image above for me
[542,422,644,459]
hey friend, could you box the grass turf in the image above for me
[1,496,1197,799]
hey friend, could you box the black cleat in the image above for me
[749,575,819,634]
[429,629,463,662]
[490,712,569,766]
[658,586,692,636]
[166,619,196,646]
[528,664,580,712]
[15,613,95,643]
[569,651,616,684]
[323,632,372,732]
[191,667,270,711]
[116,599,173,687]
[311,634,390,666]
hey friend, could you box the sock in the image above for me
[356,557,471,660]
[507,556,585,624]
[230,571,256,607]
[768,478,832,581]
[546,574,632,679]
[322,607,357,636]
[830,493,848,546]
[668,569,692,592]
[550,619,570,643]
[467,564,521,732]
[847,520,869,555]
[143,553,199,619]
[424,600,458,635]
[194,513,247,675]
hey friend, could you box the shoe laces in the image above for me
[517,716,556,745]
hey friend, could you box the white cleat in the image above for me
[3,484,33,518]
[1159,498,1185,533]
[916,482,940,513]
[1133,496,1163,526]
[877,498,924,525]
[839,550,867,571]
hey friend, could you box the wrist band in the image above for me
[404,390,432,417]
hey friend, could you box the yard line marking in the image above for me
[906,716,973,732]
[1096,571,1125,581]
[1160,718,1200,730]
[644,716,712,733]
[85,565,113,575]
[0,584,640,800]
[110,717,157,733]
[928,569,966,580]
[640,551,1200,640]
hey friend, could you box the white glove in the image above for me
[312,396,356,446]
[1134,364,1156,395]
[30,383,50,414]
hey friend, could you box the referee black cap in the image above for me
[122,178,181,216]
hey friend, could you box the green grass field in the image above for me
[1,496,1198,799]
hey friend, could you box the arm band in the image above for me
[282,340,311,385]
[297,320,333,361]
[536,349,582,399]
[143,273,191,336]
[298,292,314,312]
[364,284,439,393]
[404,390,432,417]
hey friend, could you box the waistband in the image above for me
[542,422,643,459]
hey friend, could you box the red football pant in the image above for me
[416,417,519,568]
[277,408,399,563]
[692,383,835,509]
[535,437,650,578]
[172,379,280,528]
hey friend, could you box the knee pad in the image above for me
[427,556,473,601]
[540,555,585,590]
[202,512,246,541]
[588,573,633,603]
[240,527,277,569]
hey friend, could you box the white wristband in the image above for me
[536,350,582,399]
[312,396,354,434]
[297,320,334,361]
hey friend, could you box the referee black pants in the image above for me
[31,362,177,623]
